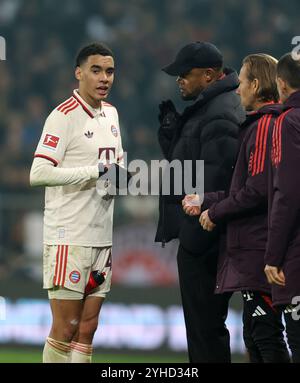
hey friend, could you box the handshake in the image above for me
[182,194,216,232]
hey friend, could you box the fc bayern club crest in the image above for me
[69,270,81,284]
[111,125,118,137]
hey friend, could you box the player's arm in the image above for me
[202,190,227,210]
[265,113,300,267]
[30,110,99,187]
[30,157,99,187]
[208,121,270,224]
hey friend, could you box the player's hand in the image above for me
[264,265,285,286]
[98,163,132,189]
[158,100,179,128]
[199,210,216,232]
[182,194,201,216]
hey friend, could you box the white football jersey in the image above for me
[33,90,124,246]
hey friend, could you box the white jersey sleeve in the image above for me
[30,157,99,187]
[34,109,70,166]
[30,109,99,186]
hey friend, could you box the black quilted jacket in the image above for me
[155,68,245,253]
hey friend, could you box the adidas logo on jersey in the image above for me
[85,131,94,138]
[252,305,267,317]
[284,305,297,314]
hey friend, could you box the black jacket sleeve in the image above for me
[202,191,226,210]
[200,118,238,192]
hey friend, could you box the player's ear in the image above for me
[252,78,259,95]
[205,68,214,83]
[75,66,82,81]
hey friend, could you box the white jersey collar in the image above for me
[73,89,103,118]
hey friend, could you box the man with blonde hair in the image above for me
[183,54,290,362]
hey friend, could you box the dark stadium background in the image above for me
[0,0,299,363]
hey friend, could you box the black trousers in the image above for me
[177,244,231,363]
[280,305,300,363]
[242,291,290,363]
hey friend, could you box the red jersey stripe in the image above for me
[271,117,278,166]
[53,245,61,286]
[274,115,281,166]
[58,245,64,286]
[252,117,264,176]
[275,109,292,166]
[259,114,272,173]
[275,114,284,166]
[275,113,284,166]
[64,103,79,115]
[57,245,65,286]
[71,343,93,355]
[254,115,268,176]
[34,154,58,167]
[47,339,70,353]
[62,245,68,287]
[60,99,77,113]
[57,97,74,111]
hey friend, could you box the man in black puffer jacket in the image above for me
[155,42,245,362]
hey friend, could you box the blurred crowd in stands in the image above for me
[0,0,299,279]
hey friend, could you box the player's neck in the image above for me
[77,89,102,110]
[252,100,271,111]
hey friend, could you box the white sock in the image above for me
[70,341,93,363]
[43,337,71,363]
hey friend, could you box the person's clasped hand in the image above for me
[182,194,202,216]
[199,210,216,232]
[264,265,286,286]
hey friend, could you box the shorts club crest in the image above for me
[69,270,81,284]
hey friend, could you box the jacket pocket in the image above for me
[227,215,267,251]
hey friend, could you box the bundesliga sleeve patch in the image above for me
[42,134,60,151]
